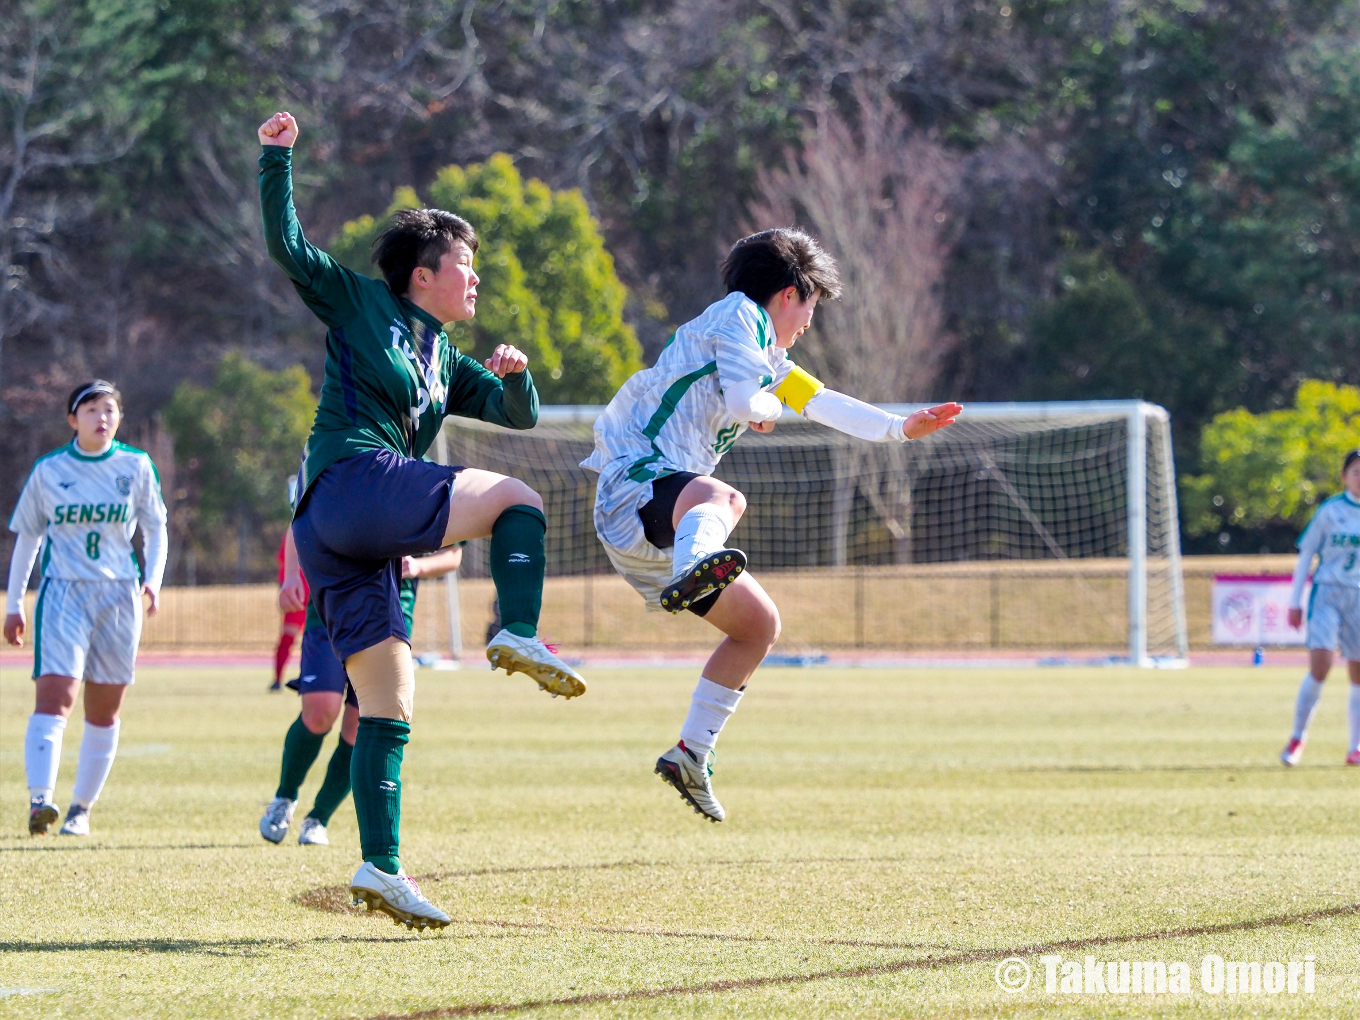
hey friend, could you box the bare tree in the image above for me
[0,3,143,393]
[747,86,962,563]
[748,86,961,401]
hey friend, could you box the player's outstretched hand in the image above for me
[904,402,963,440]
[4,612,24,647]
[258,111,298,148]
[1288,607,1304,630]
[142,585,160,617]
[485,344,528,378]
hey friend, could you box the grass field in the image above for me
[2,663,1360,1018]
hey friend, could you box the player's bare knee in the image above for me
[762,603,782,649]
[300,701,339,734]
[34,676,78,717]
[517,482,544,513]
[727,487,747,523]
[500,477,542,514]
[737,599,779,649]
[81,682,125,726]
[34,694,76,717]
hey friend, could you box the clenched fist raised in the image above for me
[258,111,298,148]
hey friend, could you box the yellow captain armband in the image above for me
[773,365,824,414]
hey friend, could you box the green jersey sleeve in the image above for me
[258,146,367,328]
[443,353,539,430]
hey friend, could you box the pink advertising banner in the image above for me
[1211,574,1307,646]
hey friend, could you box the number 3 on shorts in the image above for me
[86,531,101,560]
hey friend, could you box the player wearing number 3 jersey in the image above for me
[1280,449,1360,767]
[5,380,167,838]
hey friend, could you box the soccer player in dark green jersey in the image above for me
[258,111,586,930]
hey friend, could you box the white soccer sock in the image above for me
[25,713,67,802]
[71,720,120,808]
[1292,674,1326,741]
[1349,684,1360,754]
[671,503,734,579]
[678,677,744,758]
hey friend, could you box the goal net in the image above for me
[429,401,1188,665]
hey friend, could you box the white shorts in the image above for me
[31,578,143,684]
[592,461,676,612]
[1306,583,1360,661]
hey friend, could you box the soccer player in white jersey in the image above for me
[1280,449,1360,766]
[4,380,168,836]
[582,229,961,821]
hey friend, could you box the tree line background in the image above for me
[4,0,1359,583]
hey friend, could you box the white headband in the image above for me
[69,383,116,415]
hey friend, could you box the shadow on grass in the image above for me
[302,854,909,906]
[1011,764,1335,773]
[363,899,1360,1019]
[0,843,255,853]
[300,855,952,952]
[0,935,439,956]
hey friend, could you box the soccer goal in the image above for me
[430,401,1189,666]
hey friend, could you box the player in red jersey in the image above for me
[270,480,309,691]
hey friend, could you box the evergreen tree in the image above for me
[332,155,641,404]
[163,352,314,581]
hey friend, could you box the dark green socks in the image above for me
[306,736,353,826]
[490,504,546,639]
[351,717,408,875]
[276,715,326,801]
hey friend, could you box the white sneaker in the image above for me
[259,797,295,844]
[58,804,90,836]
[297,817,329,846]
[349,862,450,931]
[486,628,587,699]
[1280,738,1304,767]
[655,741,725,822]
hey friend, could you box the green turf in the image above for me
[2,663,1359,1018]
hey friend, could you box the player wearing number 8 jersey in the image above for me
[5,380,167,837]
[1280,450,1360,767]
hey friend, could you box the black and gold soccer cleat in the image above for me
[654,741,725,822]
[28,798,58,837]
[659,549,747,614]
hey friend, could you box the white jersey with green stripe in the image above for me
[9,440,168,585]
[581,292,796,483]
[1291,491,1360,607]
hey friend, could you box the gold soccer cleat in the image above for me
[485,628,587,699]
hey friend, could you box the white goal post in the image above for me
[433,400,1189,666]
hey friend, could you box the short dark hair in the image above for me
[371,208,478,295]
[67,379,121,416]
[1345,449,1360,474]
[720,228,843,306]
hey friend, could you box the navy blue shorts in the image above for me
[292,450,460,661]
[284,620,357,708]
